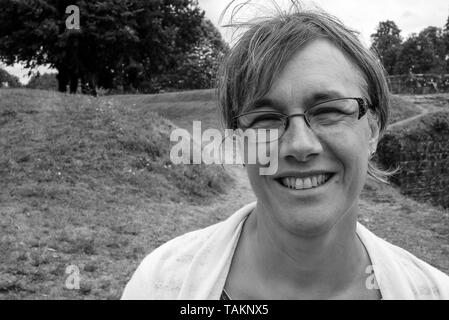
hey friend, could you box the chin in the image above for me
[287,212,339,238]
[269,201,343,238]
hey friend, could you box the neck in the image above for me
[245,202,368,295]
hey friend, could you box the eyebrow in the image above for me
[249,90,346,111]
[304,91,346,106]
[249,98,283,111]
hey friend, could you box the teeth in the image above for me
[303,177,312,189]
[289,177,295,188]
[311,176,317,187]
[281,174,331,190]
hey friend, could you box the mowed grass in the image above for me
[0,89,233,299]
[389,95,423,123]
[0,88,448,300]
[112,89,223,133]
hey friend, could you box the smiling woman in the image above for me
[121,1,449,300]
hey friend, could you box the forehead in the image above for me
[264,38,365,109]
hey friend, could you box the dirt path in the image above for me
[388,95,438,129]
[180,165,256,226]
[388,107,426,129]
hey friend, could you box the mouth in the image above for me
[275,173,335,191]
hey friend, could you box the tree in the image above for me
[0,0,207,95]
[150,18,229,91]
[370,20,403,74]
[394,34,420,74]
[27,73,58,90]
[443,16,449,72]
[395,27,447,74]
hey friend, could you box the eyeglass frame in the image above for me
[232,97,369,140]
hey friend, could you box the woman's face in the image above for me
[246,38,379,237]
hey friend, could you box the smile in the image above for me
[277,173,334,190]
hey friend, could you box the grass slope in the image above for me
[0,89,232,299]
[389,95,423,123]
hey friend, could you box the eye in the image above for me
[311,106,349,116]
[308,99,359,125]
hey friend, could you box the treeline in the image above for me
[371,18,449,75]
[0,0,228,95]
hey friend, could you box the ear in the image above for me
[368,115,380,156]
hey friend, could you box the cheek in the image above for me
[246,164,270,197]
[324,129,369,178]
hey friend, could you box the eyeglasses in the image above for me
[233,97,369,142]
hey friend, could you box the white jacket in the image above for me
[122,202,449,299]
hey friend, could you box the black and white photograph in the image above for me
[0,0,448,302]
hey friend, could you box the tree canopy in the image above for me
[370,20,402,74]
[26,72,58,90]
[0,0,227,94]
[371,18,449,75]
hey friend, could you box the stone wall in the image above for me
[376,111,449,208]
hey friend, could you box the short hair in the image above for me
[217,1,396,183]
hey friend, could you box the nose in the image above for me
[279,115,323,162]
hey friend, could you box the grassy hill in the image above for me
[0,88,448,299]
[0,89,232,299]
[389,95,422,123]
[112,89,222,132]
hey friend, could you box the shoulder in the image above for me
[357,223,449,299]
[121,201,256,300]
[381,238,449,297]
[121,221,222,299]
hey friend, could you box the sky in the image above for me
[2,0,448,84]
[201,0,449,46]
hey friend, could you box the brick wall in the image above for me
[376,111,449,208]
